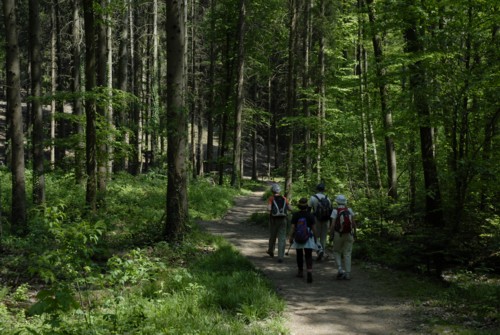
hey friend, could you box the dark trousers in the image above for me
[296,248,313,271]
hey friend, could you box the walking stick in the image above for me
[285,242,292,256]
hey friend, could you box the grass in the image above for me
[0,171,287,335]
[362,263,500,334]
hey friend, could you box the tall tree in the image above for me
[30,0,45,204]
[403,1,444,274]
[365,0,398,200]
[72,0,85,183]
[116,0,130,172]
[165,0,188,240]
[285,0,298,197]
[83,0,97,210]
[3,0,27,231]
[97,0,108,197]
[231,0,246,188]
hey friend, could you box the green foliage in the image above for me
[27,205,105,283]
[0,174,285,334]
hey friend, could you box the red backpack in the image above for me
[334,207,353,234]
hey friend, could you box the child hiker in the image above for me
[289,197,319,283]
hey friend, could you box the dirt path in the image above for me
[199,190,423,335]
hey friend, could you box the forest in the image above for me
[0,0,499,334]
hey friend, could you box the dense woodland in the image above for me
[0,0,499,332]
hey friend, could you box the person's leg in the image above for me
[276,218,287,261]
[296,248,304,277]
[333,232,347,278]
[267,218,278,257]
[319,220,328,251]
[342,234,355,279]
[305,248,313,283]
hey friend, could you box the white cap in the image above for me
[271,184,281,193]
[335,194,347,205]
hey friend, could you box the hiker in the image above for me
[329,194,357,280]
[267,183,292,263]
[289,197,319,283]
[308,183,332,261]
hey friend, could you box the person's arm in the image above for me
[329,210,337,237]
[267,196,273,212]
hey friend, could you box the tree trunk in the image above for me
[366,0,398,200]
[3,0,27,232]
[54,0,67,167]
[285,0,298,198]
[30,0,45,205]
[404,2,444,275]
[231,0,245,188]
[83,0,97,210]
[97,0,108,197]
[302,0,311,180]
[165,0,188,241]
[316,0,326,180]
[116,2,130,172]
[72,0,84,183]
[130,5,142,175]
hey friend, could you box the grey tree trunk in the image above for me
[285,0,298,198]
[72,0,84,183]
[83,0,97,210]
[366,0,398,200]
[3,0,27,231]
[404,2,444,275]
[116,2,129,172]
[165,0,188,241]
[30,0,45,205]
[231,0,246,188]
[97,0,108,197]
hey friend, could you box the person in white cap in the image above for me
[329,194,357,280]
[267,183,292,262]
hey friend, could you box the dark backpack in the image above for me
[271,196,287,217]
[294,216,310,243]
[334,207,353,234]
[313,195,332,221]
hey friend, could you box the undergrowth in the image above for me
[0,171,287,335]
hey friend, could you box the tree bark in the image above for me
[116,1,130,172]
[83,0,97,210]
[72,0,84,183]
[3,0,27,231]
[165,0,188,241]
[97,0,108,197]
[231,0,245,188]
[366,0,398,200]
[30,0,45,205]
[403,2,444,275]
[285,0,298,198]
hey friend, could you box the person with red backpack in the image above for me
[288,197,319,283]
[267,184,292,263]
[329,194,357,280]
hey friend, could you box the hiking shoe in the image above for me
[296,270,304,278]
[266,251,274,258]
[344,272,351,280]
[278,258,283,263]
[307,272,313,283]
[336,272,346,280]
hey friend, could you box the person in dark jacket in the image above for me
[288,197,319,283]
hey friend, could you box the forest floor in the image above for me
[198,187,426,335]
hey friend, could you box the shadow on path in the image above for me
[198,190,421,335]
